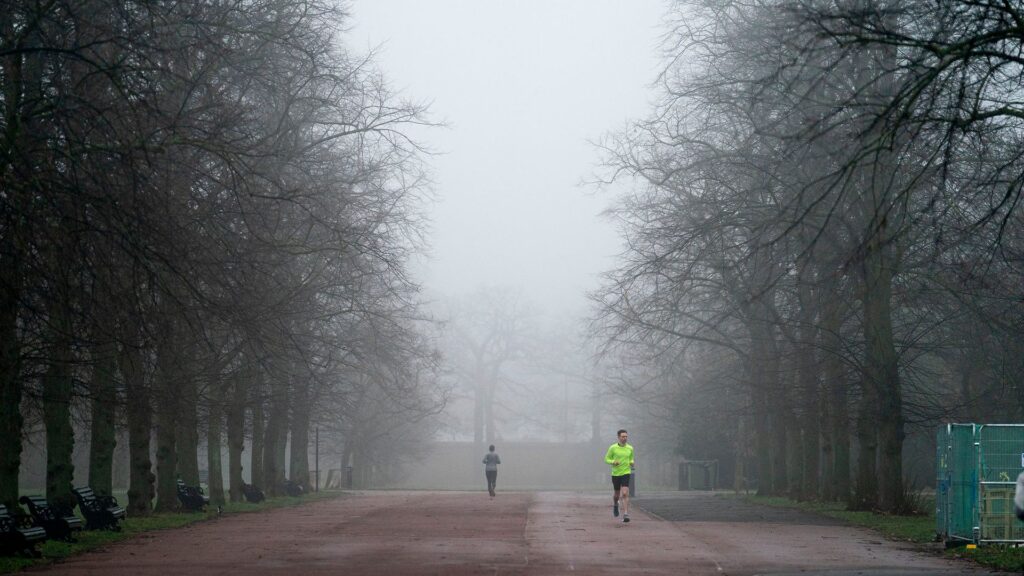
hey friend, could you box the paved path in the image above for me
[28,491,1000,575]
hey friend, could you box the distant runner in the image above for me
[483,444,501,497]
[604,429,635,523]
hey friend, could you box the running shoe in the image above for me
[613,502,619,517]
[623,514,630,523]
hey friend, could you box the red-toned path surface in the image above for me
[28,491,998,575]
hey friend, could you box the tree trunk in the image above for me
[352,449,368,489]
[827,362,851,502]
[822,290,850,502]
[764,333,788,496]
[250,378,265,489]
[785,407,801,497]
[855,1,904,513]
[341,439,353,489]
[154,398,178,512]
[734,417,747,492]
[263,370,289,496]
[349,449,359,489]
[122,334,154,516]
[832,377,851,502]
[780,350,801,496]
[0,3,34,515]
[176,374,200,486]
[957,349,981,421]
[750,335,773,496]
[864,235,903,512]
[44,302,76,511]
[796,262,820,500]
[262,405,280,495]
[852,379,878,509]
[769,414,788,497]
[226,373,246,502]
[289,379,311,489]
[153,332,180,512]
[206,378,226,506]
[274,419,288,490]
[0,243,23,512]
[87,329,118,497]
[820,385,834,501]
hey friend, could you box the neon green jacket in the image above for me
[605,443,634,477]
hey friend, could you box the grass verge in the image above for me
[0,490,344,574]
[733,494,1024,572]
[948,544,1024,572]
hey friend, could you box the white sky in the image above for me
[350,1,666,315]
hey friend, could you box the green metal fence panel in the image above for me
[977,425,1024,483]
[935,423,1024,545]
[936,425,949,538]
[950,424,977,542]
[977,425,1024,543]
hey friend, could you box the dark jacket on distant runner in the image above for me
[483,452,501,471]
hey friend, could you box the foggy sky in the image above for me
[351,1,665,314]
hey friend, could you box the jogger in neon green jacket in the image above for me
[605,429,635,522]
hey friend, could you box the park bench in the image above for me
[284,480,305,497]
[242,483,265,503]
[0,504,46,557]
[18,495,82,542]
[176,479,209,512]
[72,486,126,531]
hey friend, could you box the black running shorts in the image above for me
[612,474,631,490]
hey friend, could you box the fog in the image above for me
[352,0,663,316]
[6,0,1024,514]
